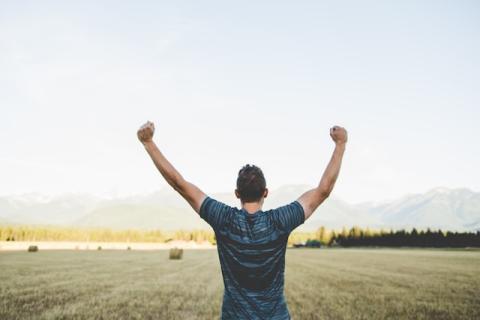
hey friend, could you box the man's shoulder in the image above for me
[199,197,242,231]
[266,201,305,233]
[200,197,240,218]
[268,200,303,213]
[201,196,238,210]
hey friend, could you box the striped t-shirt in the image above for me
[200,196,305,320]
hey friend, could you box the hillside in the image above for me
[1,186,479,231]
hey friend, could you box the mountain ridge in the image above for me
[1,186,479,232]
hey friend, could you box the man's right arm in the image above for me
[297,126,347,220]
[137,121,206,214]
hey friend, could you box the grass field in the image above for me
[1,248,479,319]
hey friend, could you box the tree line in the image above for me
[1,225,479,247]
[0,226,214,244]
[305,226,480,248]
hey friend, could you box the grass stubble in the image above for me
[0,248,478,319]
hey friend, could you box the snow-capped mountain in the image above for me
[0,186,479,231]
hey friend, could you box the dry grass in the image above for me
[0,248,479,319]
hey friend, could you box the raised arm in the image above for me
[137,121,206,213]
[297,126,347,220]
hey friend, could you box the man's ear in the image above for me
[235,189,240,199]
[263,188,269,198]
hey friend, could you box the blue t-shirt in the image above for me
[200,197,305,320]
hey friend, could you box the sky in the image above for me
[1,1,479,203]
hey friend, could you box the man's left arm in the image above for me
[137,121,206,213]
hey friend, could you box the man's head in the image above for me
[235,164,268,203]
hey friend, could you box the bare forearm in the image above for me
[298,125,347,219]
[317,143,346,196]
[142,140,185,190]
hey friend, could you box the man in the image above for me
[137,121,347,319]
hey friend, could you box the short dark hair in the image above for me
[236,164,266,202]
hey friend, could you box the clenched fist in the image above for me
[137,121,155,144]
[330,126,348,145]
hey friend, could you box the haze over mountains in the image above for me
[0,186,479,232]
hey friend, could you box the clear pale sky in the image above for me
[1,1,479,203]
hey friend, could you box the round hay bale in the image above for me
[28,245,38,252]
[97,246,102,251]
[169,247,183,260]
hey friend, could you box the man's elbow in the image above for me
[171,180,187,194]
[171,182,183,193]
[168,175,187,194]
[317,185,332,199]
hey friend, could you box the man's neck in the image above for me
[241,201,263,214]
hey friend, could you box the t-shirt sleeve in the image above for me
[271,201,305,234]
[199,196,233,231]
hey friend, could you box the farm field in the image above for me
[0,248,479,320]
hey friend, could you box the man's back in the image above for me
[200,197,305,320]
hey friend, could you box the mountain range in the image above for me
[0,186,479,232]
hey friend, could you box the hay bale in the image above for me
[97,246,102,250]
[169,247,183,260]
[28,245,38,252]
[127,246,131,251]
